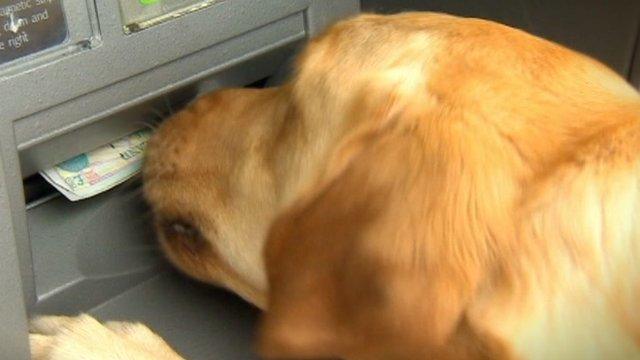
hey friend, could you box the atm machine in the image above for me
[0,1,359,358]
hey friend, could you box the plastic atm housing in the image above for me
[0,1,359,359]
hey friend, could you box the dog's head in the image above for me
[142,86,292,308]
[144,12,639,360]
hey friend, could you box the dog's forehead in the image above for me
[142,95,247,206]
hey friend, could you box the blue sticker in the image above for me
[58,154,90,172]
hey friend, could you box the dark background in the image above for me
[360,0,640,84]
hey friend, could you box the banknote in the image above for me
[40,129,153,201]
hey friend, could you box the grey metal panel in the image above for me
[28,181,167,313]
[14,10,307,149]
[1,0,311,125]
[0,122,30,358]
[0,123,36,307]
[0,160,30,358]
[91,271,260,360]
[306,0,360,35]
[0,1,97,76]
[361,0,640,78]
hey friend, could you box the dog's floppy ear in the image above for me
[256,129,398,359]
[256,124,504,359]
[256,133,391,358]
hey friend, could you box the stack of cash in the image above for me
[40,129,153,201]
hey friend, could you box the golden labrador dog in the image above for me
[30,12,640,359]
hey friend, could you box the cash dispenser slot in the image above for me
[19,88,194,207]
[18,95,175,180]
[21,73,274,206]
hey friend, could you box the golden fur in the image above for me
[31,12,640,359]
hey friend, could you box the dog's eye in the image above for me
[158,218,210,255]
[162,219,201,239]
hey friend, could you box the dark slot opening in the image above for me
[23,173,58,205]
[246,77,269,88]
